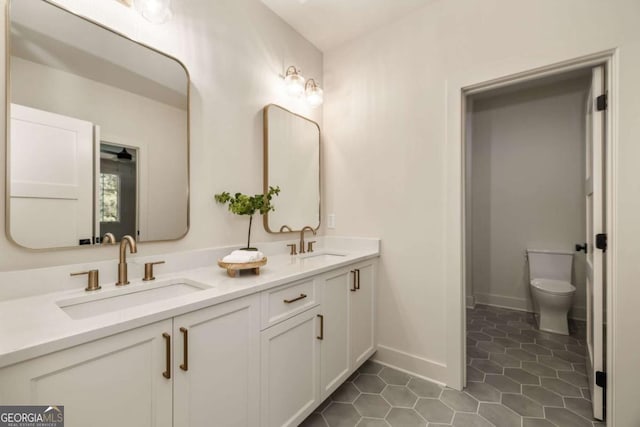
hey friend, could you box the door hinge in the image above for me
[595,233,608,252]
[596,94,607,111]
[596,370,607,388]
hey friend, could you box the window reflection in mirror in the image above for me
[7,0,189,249]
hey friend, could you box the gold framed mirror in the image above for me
[6,0,190,249]
[263,104,320,233]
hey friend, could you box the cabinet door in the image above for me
[320,268,351,399]
[350,261,376,368]
[173,295,260,427]
[261,306,321,427]
[0,320,173,427]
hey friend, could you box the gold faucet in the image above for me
[116,235,137,286]
[299,226,316,254]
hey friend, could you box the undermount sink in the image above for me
[298,251,347,261]
[57,279,211,320]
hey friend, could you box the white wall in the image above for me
[0,0,322,276]
[11,56,188,242]
[323,0,640,424]
[470,78,589,319]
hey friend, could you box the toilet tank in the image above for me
[527,249,574,282]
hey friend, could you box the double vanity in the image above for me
[0,237,379,427]
[0,2,372,426]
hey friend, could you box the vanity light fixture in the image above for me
[132,0,172,24]
[284,66,306,97]
[305,79,323,107]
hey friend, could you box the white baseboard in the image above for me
[372,345,447,386]
[466,295,475,309]
[473,292,586,320]
[474,293,533,312]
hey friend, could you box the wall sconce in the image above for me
[284,66,323,107]
[305,79,323,107]
[118,0,172,24]
[284,66,305,97]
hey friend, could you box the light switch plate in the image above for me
[327,214,336,229]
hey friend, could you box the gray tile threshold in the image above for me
[301,304,604,427]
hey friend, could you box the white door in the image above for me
[9,104,94,248]
[173,295,260,427]
[0,320,173,427]
[585,65,606,421]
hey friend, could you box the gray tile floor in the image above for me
[300,304,605,427]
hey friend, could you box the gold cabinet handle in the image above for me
[356,269,361,290]
[162,333,171,379]
[179,327,188,371]
[284,293,307,304]
[351,270,357,292]
[143,260,166,281]
[317,314,324,340]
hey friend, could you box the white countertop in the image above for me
[0,237,380,368]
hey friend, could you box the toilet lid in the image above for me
[531,279,576,295]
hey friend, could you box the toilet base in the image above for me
[534,312,569,336]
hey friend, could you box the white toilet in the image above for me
[527,249,576,335]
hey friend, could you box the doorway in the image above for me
[460,62,611,424]
[98,142,138,241]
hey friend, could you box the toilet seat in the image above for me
[531,279,575,296]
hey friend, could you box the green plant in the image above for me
[214,186,280,249]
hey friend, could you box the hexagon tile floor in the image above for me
[300,304,605,427]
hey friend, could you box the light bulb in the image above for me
[284,66,305,97]
[305,79,323,107]
[134,0,172,24]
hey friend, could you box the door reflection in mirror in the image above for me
[99,143,138,242]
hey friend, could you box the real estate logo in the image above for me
[0,405,64,427]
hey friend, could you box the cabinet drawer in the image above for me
[261,278,319,329]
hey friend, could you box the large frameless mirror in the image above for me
[263,104,320,233]
[7,0,190,249]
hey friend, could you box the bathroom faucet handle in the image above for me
[287,244,297,256]
[143,261,165,281]
[307,241,316,253]
[70,269,101,292]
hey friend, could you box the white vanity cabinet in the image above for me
[319,268,351,398]
[318,260,377,399]
[260,306,322,427]
[0,320,174,427]
[0,255,377,427]
[0,294,261,427]
[260,258,378,427]
[349,261,376,368]
[173,294,261,427]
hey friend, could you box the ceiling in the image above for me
[11,0,188,109]
[261,0,430,52]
